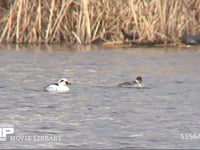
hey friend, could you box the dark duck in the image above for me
[120,28,139,41]
[118,76,143,88]
[181,32,200,45]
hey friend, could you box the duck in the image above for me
[120,28,139,41]
[45,78,70,92]
[118,76,143,88]
[181,32,200,45]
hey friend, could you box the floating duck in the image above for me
[45,78,70,92]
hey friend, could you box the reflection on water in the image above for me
[0,44,200,149]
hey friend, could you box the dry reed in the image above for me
[0,0,200,45]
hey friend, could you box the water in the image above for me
[0,44,200,148]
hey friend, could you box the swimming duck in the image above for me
[118,76,143,88]
[45,78,70,92]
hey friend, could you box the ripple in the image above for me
[0,47,200,149]
[174,81,185,84]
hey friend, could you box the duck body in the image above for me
[45,78,70,92]
[118,76,143,88]
[120,28,139,41]
[181,33,200,45]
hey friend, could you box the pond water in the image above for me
[0,44,200,149]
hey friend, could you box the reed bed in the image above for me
[0,0,200,45]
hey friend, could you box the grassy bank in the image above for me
[0,0,200,45]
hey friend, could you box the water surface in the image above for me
[0,44,200,149]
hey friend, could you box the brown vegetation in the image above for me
[0,0,200,45]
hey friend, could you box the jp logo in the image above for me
[0,124,14,141]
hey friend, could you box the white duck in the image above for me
[45,78,70,92]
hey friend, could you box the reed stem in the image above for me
[0,0,199,45]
